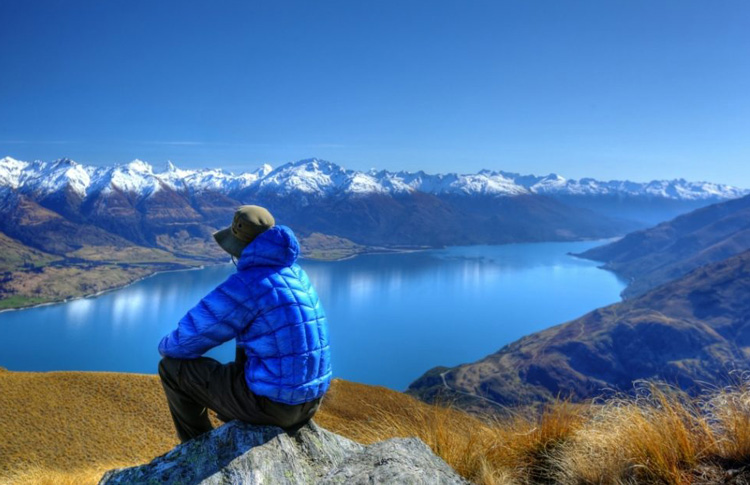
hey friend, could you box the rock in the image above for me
[99,420,468,484]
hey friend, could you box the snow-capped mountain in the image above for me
[496,169,747,200]
[2,155,748,253]
[0,156,273,200]
[2,156,745,202]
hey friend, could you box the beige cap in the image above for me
[213,205,275,258]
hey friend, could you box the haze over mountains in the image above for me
[578,193,750,298]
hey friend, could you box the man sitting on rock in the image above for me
[157,205,331,443]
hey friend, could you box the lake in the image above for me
[0,241,626,391]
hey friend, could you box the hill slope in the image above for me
[3,369,750,485]
[577,193,750,298]
[408,250,750,411]
[0,369,483,484]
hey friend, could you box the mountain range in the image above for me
[2,156,744,202]
[1,156,746,251]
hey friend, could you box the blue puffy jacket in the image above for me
[158,225,332,405]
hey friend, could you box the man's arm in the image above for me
[158,273,253,359]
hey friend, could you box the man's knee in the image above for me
[158,356,179,383]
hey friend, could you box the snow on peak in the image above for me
[125,159,153,173]
[164,160,178,173]
[0,156,29,188]
[39,158,91,197]
[369,169,527,196]
[0,157,93,198]
[101,160,160,195]
[0,156,747,202]
[256,158,351,196]
[255,163,274,177]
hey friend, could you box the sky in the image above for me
[1,1,749,185]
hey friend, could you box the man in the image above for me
[158,205,331,443]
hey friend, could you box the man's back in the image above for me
[158,208,331,442]
[159,225,332,406]
[235,227,331,405]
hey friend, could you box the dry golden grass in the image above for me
[0,368,178,485]
[2,368,750,485]
[318,381,750,484]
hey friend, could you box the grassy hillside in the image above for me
[0,239,210,311]
[0,232,62,271]
[298,232,368,261]
[0,228,376,311]
[1,368,750,484]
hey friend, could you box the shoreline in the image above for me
[0,262,219,314]
[0,237,616,313]
[0,247,395,313]
[301,245,434,262]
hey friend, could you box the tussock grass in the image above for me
[318,381,750,484]
[2,369,750,484]
[1,464,119,485]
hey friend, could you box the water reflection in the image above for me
[111,289,146,330]
[0,240,626,391]
[65,298,94,328]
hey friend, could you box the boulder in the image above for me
[99,420,468,484]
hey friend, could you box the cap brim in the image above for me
[213,227,249,258]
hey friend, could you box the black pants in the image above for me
[158,351,322,443]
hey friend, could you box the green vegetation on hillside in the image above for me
[0,234,217,311]
[0,296,51,311]
[0,232,62,271]
[0,263,182,311]
[0,229,382,311]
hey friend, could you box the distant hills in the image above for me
[578,193,750,299]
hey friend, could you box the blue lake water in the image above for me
[0,241,626,391]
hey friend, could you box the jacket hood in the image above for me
[237,225,300,269]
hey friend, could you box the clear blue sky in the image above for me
[1,1,748,185]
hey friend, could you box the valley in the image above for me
[2,155,743,310]
[409,195,750,414]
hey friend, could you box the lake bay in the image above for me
[0,240,626,391]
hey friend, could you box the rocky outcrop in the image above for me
[99,420,467,484]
